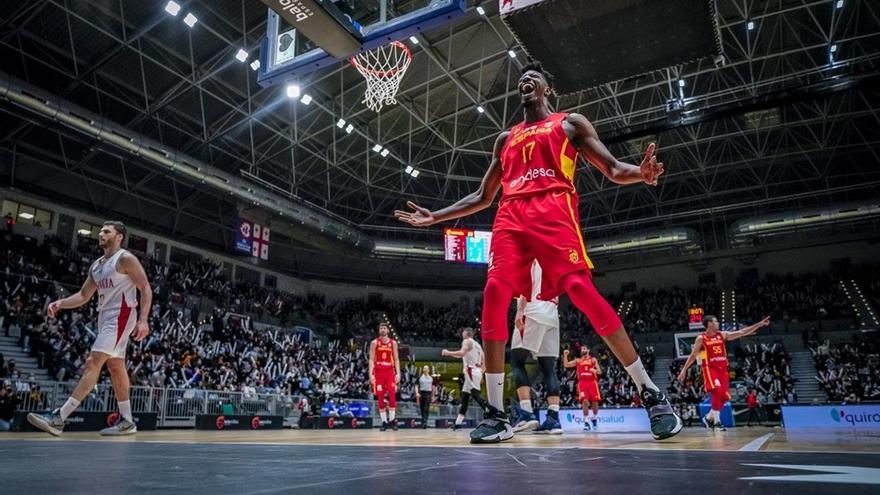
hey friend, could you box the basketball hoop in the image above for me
[350,41,413,112]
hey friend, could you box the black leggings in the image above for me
[419,391,431,422]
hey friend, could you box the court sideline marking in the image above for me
[739,433,774,451]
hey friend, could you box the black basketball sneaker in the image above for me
[640,387,683,440]
[469,407,514,444]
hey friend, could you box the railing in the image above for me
[10,379,477,427]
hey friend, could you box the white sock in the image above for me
[60,397,80,420]
[712,410,721,423]
[389,409,396,421]
[549,404,560,412]
[118,400,133,422]
[486,373,505,411]
[455,414,465,425]
[519,400,533,413]
[624,358,657,393]
[380,409,388,423]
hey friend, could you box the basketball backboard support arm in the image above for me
[258,0,467,88]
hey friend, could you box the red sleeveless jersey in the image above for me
[577,356,598,383]
[499,112,578,199]
[700,332,728,368]
[373,337,396,371]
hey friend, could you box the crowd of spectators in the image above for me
[812,334,880,402]
[736,272,852,322]
[1,233,874,419]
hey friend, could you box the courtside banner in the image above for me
[396,417,429,429]
[196,414,284,430]
[782,404,880,429]
[14,411,157,432]
[316,416,373,429]
[538,408,651,432]
[435,418,475,428]
[499,0,545,15]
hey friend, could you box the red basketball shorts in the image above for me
[373,369,397,409]
[578,380,602,403]
[489,190,594,301]
[702,364,730,410]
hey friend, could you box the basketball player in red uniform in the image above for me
[563,346,602,431]
[678,315,770,429]
[369,323,401,431]
[396,60,681,442]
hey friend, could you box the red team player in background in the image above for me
[563,346,602,431]
[369,323,401,431]
[678,315,771,429]
[396,60,681,443]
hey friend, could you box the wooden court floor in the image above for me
[2,427,878,494]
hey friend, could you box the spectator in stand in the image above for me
[0,383,18,431]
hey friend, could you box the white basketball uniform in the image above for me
[511,260,560,358]
[90,249,138,358]
[461,337,484,392]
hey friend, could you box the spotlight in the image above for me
[380,148,390,157]
[372,144,383,153]
[337,118,346,128]
[345,124,354,134]
[409,36,419,45]
[508,49,516,58]
[477,106,485,113]
[300,94,312,105]
[183,13,198,28]
[165,1,181,16]
[476,6,485,16]
[286,84,301,98]
[747,21,754,31]
[405,165,414,174]
[411,170,420,178]
[235,49,248,62]
[250,60,261,71]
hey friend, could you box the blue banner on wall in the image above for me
[782,404,880,429]
[234,219,254,255]
[538,407,651,432]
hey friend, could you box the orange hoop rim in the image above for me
[349,41,413,78]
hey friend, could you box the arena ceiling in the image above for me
[1,0,879,257]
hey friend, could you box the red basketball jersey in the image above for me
[499,112,578,199]
[577,356,598,383]
[373,337,396,371]
[700,332,728,368]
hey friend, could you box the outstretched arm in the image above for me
[723,316,771,342]
[395,132,508,226]
[442,339,473,359]
[47,270,97,317]
[677,336,704,383]
[566,113,664,186]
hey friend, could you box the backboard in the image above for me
[258,0,467,88]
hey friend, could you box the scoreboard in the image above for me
[444,228,491,264]
[688,307,704,330]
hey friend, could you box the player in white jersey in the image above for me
[511,260,563,434]
[28,221,152,437]
[442,327,489,430]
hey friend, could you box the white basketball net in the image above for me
[350,41,413,112]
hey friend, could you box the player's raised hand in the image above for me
[441,349,449,357]
[394,201,435,227]
[758,316,771,327]
[639,142,664,186]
